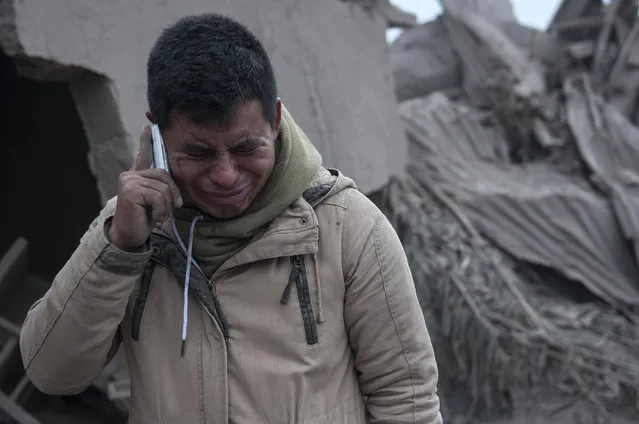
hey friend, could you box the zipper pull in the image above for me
[208,277,216,296]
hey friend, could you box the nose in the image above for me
[208,155,240,188]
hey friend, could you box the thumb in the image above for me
[132,124,154,171]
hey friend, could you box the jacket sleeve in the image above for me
[19,196,152,395]
[342,190,442,424]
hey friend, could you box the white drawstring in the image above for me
[179,214,203,356]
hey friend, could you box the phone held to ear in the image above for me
[151,124,170,172]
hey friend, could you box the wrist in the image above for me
[105,219,146,253]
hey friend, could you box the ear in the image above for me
[145,111,154,123]
[272,98,282,137]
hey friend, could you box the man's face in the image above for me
[159,99,280,219]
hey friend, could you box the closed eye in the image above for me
[232,145,258,155]
[183,148,211,158]
[230,139,266,155]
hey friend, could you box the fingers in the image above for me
[147,188,170,225]
[139,178,173,221]
[132,125,154,171]
[119,169,182,217]
[134,185,169,225]
[137,168,183,208]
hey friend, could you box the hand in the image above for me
[109,125,183,251]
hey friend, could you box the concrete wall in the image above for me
[0,0,407,202]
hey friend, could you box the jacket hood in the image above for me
[304,167,357,206]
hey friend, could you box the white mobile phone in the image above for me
[151,124,170,172]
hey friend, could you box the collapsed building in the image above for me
[385,0,639,423]
[4,0,639,423]
[0,0,413,422]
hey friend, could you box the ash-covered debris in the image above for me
[382,0,639,423]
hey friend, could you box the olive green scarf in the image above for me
[173,103,322,277]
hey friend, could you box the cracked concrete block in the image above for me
[390,17,462,102]
[389,17,564,103]
[1,0,405,200]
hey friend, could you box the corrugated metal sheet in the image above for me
[565,77,639,179]
[399,93,639,309]
[565,75,639,267]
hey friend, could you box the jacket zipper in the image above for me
[192,268,229,339]
[208,277,216,297]
[282,255,318,345]
[156,234,229,339]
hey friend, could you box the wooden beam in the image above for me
[548,15,602,32]
[609,18,639,81]
[0,338,18,386]
[0,237,29,301]
[0,316,22,338]
[614,15,631,44]
[548,0,600,29]
[378,0,417,29]
[593,0,625,78]
[0,391,41,424]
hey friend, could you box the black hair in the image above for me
[147,13,278,130]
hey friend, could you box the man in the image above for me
[19,13,442,424]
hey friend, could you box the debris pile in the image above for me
[0,238,128,423]
[383,0,639,422]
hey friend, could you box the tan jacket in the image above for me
[19,168,441,424]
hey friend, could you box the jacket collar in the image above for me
[156,168,343,277]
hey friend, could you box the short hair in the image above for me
[146,13,278,130]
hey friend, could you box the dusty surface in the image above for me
[385,1,639,422]
[440,0,516,25]
[0,0,406,201]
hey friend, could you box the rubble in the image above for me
[0,238,41,424]
[384,0,639,422]
[0,238,128,423]
[439,0,516,25]
[390,17,564,103]
[390,17,461,102]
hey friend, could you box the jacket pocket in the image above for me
[281,255,318,345]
